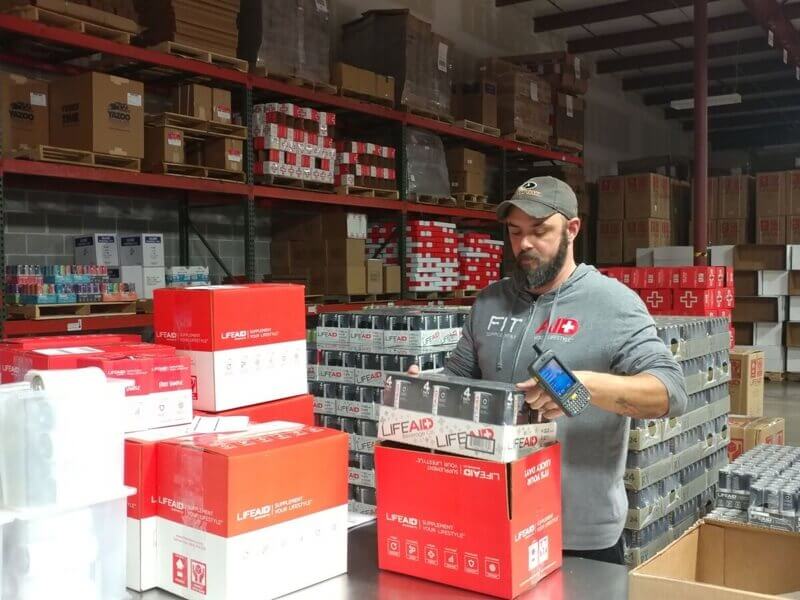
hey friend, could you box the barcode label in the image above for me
[530,82,539,101]
[438,43,449,72]
[466,434,495,454]
[566,95,574,118]
[574,57,581,79]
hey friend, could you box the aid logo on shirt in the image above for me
[535,318,580,337]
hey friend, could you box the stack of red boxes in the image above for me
[335,141,397,191]
[406,220,459,293]
[252,102,336,184]
[601,265,735,318]
[366,222,399,265]
[458,232,504,291]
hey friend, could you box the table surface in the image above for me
[131,523,630,600]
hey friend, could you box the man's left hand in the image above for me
[515,377,565,420]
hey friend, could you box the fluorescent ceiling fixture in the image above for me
[669,93,742,110]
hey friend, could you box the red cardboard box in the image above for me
[673,289,716,315]
[156,423,348,599]
[194,393,314,426]
[642,268,671,290]
[153,284,307,411]
[376,443,562,599]
[621,267,643,289]
[679,266,716,289]
[640,289,673,314]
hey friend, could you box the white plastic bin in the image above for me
[0,371,126,509]
[2,491,129,600]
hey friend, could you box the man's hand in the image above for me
[516,377,565,420]
[407,364,420,376]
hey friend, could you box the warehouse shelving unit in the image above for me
[0,11,582,336]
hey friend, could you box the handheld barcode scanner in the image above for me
[527,343,591,417]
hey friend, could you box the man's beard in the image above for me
[513,229,569,291]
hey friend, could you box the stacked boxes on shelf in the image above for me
[111,233,166,300]
[496,64,552,145]
[335,140,397,192]
[711,244,789,374]
[341,9,454,119]
[406,219,459,293]
[310,307,468,515]
[752,170,800,244]
[0,368,131,599]
[252,102,336,184]
[717,175,755,244]
[597,173,672,264]
[452,65,497,129]
[446,147,487,200]
[333,63,396,106]
[5,265,120,304]
[0,72,49,155]
[164,266,210,287]
[241,0,332,83]
[601,265,734,320]
[458,232,503,292]
[624,316,731,566]
[365,223,401,295]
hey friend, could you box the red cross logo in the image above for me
[680,291,698,308]
[646,292,664,308]
[560,320,577,334]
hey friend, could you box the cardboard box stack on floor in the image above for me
[712,244,789,375]
[135,0,240,57]
[311,306,469,517]
[341,8,454,119]
[240,0,332,83]
[623,316,731,566]
[252,102,336,184]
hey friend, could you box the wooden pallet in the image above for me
[149,162,245,182]
[8,301,137,320]
[787,373,800,383]
[323,293,402,304]
[13,145,140,172]
[454,193,488,207]
[150,41,248,72]
[406,291,455,300]
[255,175,335,193]
[137,299,154,314]
[454,120,501,137]
[455,289,481,298]
[765,371,786,383]
[335,185,400,200]
[465,200,498,212]
[6,5,132,43]
[401,104,455,124]
[338,88,394,108]
[409,195,458,207]
[146,114,247,140]
[252,67,338,95]
[205,166,246,182]
[552,138,584,153]
[502,132,550,149]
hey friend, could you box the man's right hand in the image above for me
[407,364,420,376]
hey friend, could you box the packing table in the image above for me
[130,523,630,599]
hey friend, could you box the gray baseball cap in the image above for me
[497,176,578,220]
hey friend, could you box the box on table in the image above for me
[384,265,401,294]
[597,220,623,264]
[194,393,314,426]
[173,83,212,121]
[376,442,562,599]
[0,73,48,154]
[153,284,307,412]
[628,520,800,600]
[204,137,243,171]
[625,174,671,220]
[211,87,232,124]
[144,126,184,169]
[74,233,119,266]
[728,415,785,461]
[757,217,787,244]
[729,347,764,417]
[156,423,348,600]
[119,233,165,267]
[49,71,144,157]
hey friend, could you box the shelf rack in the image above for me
[0,11,582,336]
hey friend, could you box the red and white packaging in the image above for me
[194,393,314,426]
[673,288,716,315]
[639,289,673,314]
[153,284,307,412]
[642,268,672,290]
[156,423,348,599]
[376,443,562,599]
[679,266,717,289]
[620,268,643,290]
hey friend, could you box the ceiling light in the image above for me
[669,93,742,110]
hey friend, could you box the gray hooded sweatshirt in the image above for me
[444,263,688,550]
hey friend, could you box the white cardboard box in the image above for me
[636,248,654,266]
[791,297,800,322]
[787,347,800,373]
[759,270,789,296]
[74,233,119,266]
[710,245,734,266]
[754,322,784,347]
[119,233,165,267]
[110,266,166,299]
[654,246,694,266]
[789,245,800,270]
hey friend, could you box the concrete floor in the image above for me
[765,382,800,445]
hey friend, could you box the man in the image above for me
[413,176,688,564]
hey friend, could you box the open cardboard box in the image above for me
[630,519,800,599]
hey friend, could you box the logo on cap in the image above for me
[523,181,538,189]
[517,180,542,198]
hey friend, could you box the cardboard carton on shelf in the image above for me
[717,219,749,245]
[719,174,754,219]
[49,71,144,158]
[333,62,376,97]
[366,259,383,294]
[756,171,787,217]
[211,87,232,124]
[173,83,212,121]
[757,216,787,244]
[729,347,764,417]
[552,92,584,150]
[204,137,243,172]
[143,126,184,170]
[0,73,49,155]
[597,220,623,264]
[624,173,671,220]
[452,78,498,128]
[383,264,401,294]
[598,176,625,220]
